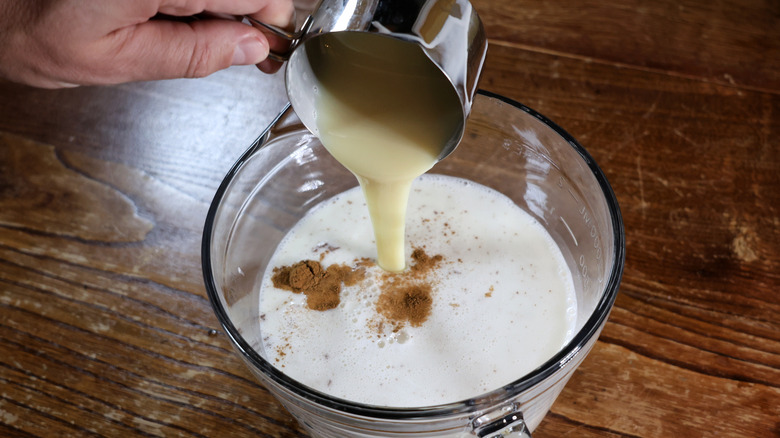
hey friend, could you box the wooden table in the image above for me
[1,1,778,436]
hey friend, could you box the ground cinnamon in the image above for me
[375,247,442,328]
[408,247,443,276]
[272,260,365,311]
[271,247,443,328]
[375,283,433,327]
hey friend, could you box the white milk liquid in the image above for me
[302,33,463,271]
[258,175,577,407]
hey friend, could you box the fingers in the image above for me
[245,1,296,28]
[158,0,290,19]
[253,23,288,74]
[245,1,296,73]
[98,18,270,83]
[0,0,297,87]
[154,0,295,76]
[155,0,296,31]
[91,0,294,82]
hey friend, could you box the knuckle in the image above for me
[184,34,217,78]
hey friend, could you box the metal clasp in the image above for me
[472,404,532,438]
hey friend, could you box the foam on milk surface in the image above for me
[258,174,576,407]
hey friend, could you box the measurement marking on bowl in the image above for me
[560,217,578,246]
[559,175,581,205]
[566,188,579,203]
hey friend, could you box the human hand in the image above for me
[0,0,295,88]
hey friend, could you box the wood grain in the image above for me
[1,0,779,437]
[474,0,780,91]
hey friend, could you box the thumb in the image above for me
[105,18,270,82]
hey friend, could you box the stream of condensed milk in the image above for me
[303,32,463,271]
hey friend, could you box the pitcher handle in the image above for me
[472,405,532,438]
[244,15,312,61]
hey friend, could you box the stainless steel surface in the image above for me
[252,0,488,159]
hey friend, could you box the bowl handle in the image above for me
[472,404,532,438]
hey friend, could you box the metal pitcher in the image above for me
[248,0,488,158]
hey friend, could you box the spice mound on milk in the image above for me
[271,247,443,328]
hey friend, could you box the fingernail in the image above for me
[232,35,268,65]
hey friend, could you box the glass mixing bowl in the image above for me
[202,91,625,437]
